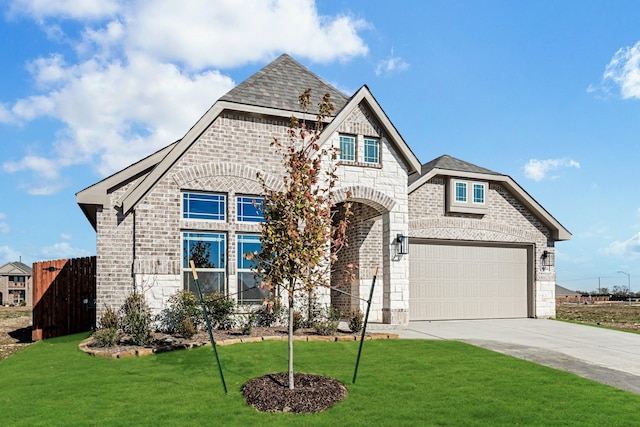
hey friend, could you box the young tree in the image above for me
[249,89,352,390]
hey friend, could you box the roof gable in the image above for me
[220,54,349,115]
[318,85,421,174]
[0,262,32,276]
[117,56,418,213]
[408,154,571,241]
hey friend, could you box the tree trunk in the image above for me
[288,296,294,390]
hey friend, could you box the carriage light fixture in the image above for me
[396,234,409,256]
[541,250,554,269]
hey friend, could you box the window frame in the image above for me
[448,178,488,214]
[182,192,226,221]
[236,234,268,305]
[363,137,380,164]
[339,135,356,162]
[236,196,264,223]
[182,232,227,295]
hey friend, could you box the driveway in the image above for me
[386,318,640,395]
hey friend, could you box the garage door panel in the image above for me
[409,242,529,321]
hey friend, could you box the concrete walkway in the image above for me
[375,318,640,395]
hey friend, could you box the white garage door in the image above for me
[409,241,530,321]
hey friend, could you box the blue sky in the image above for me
[1,0,639,293]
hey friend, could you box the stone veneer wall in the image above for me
[408,177,556,318]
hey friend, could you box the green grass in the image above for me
[2,335,640,426]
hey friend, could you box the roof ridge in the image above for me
[219,54,349,114]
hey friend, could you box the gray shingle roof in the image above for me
[409,154,501,185]
[219,54,349,115]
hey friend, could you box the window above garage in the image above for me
[448,178,488,214]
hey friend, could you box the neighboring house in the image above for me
[0,261,32,306]
[77,54,571,325]
[555,285,582,303]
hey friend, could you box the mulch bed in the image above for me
[242,372,348,413]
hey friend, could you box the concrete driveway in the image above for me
[387,318,640,395]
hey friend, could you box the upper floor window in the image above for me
[473,183,485,204]
[455,182,467,202]
[237,196,264,222]
[449,178,488,214]
[339,135,355,162]
[363,138,380,164]
[183,192,225,221]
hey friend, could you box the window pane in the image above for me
[455,182,467,202]
[238,272,270,304]
[183,271,225,295]
[473,184,485,204]
[183,193,225,220]
[364,138,379,163]
[237,234,261,269]
[339,136,355,161]
[183,232,225,269]
[237,196,264,222]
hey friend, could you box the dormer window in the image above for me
[448,179,488,214]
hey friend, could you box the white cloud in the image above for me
[39,242,91,259]
[375,50,409,76]
[8,0,122,21]
[0,213,9,234]
[60,233,72,240]
[604,232,640,259]
[0,246,20,265]
[2,0,369,193]
[523,158,580,181]
[601,40,640,100]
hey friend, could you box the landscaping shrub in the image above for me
[313,306,340,336]
[241,312,256,336]
[292,310,304,332]
[178,317,197,339]
[100,306,119,330]
[92,327,119,347]
[157,290,202,334]
[254,300,284,327]
[348,308,364,333]
[119,294,153,346]
[203,292,235,330]
[92,307,121,347]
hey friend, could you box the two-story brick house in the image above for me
[0,261,32,306]
[77,54,570,325]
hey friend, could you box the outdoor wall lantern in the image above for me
[541,250,554,270]
[396,234,409,256]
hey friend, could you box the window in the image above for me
[339,135,355,161]
[455,182,467,202]
[363,138,380,164]
[9,276,25,283]
[237,234,268,304]
[183,232,226,295]
[473,183,485,204]
[183,192,225,221]
[449,179,488,214]
[237,196,264,222]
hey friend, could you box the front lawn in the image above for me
[2,335,640,426]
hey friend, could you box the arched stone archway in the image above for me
[331,196,390,323]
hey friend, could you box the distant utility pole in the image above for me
[617,271,631,305]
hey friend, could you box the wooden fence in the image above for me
[32,256,96,340]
